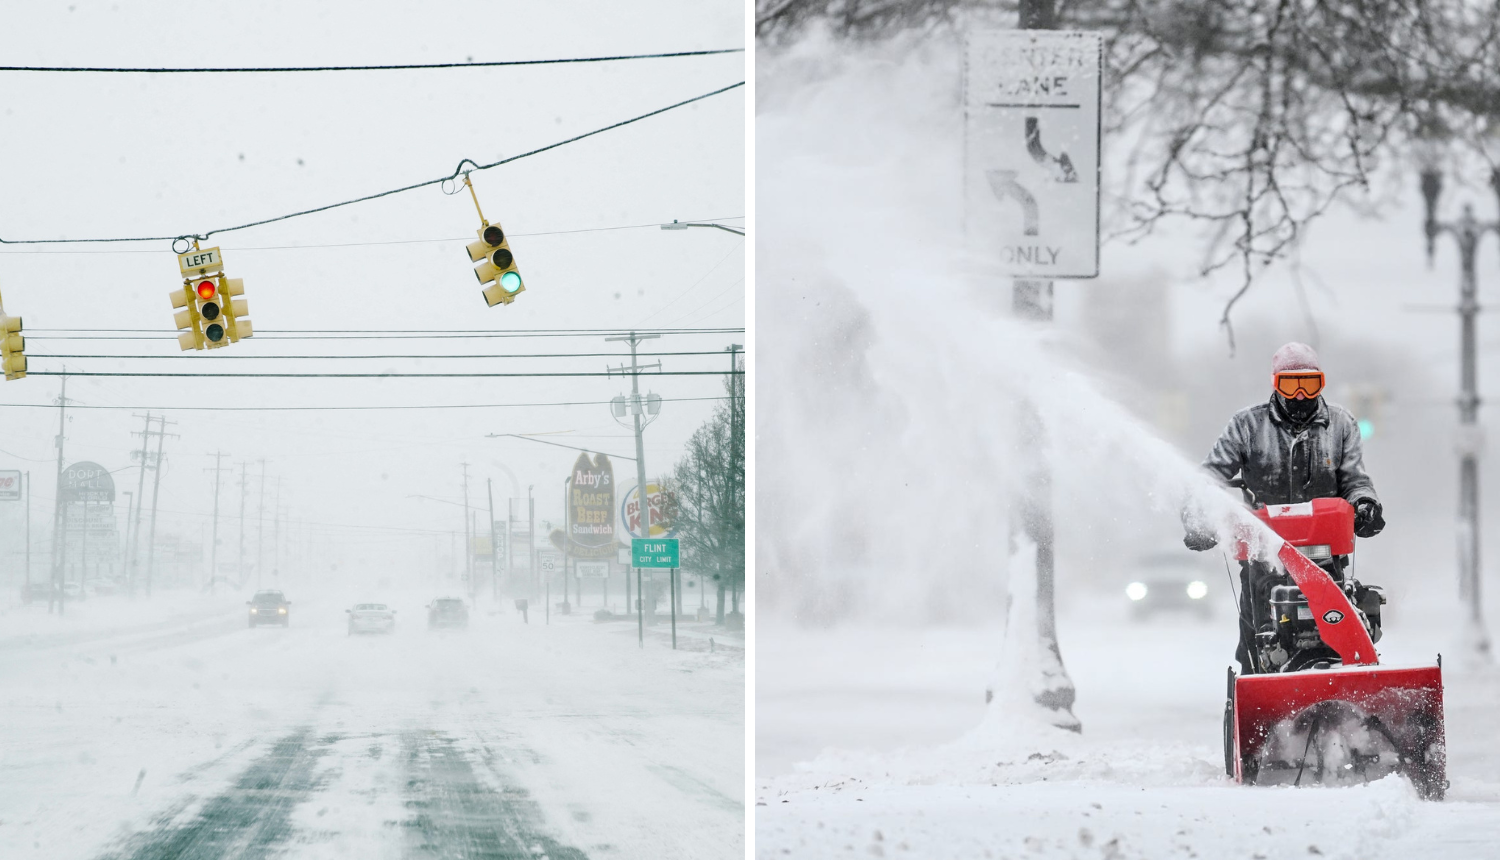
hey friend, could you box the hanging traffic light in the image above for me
[468,222,525,306]
[172,246,252,350]
[0,290,24,381]
[459,173,524,307]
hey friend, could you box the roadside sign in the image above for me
[576,561,609,579]
[0,470,19,500]
[964,29,1101,278]
[632,538,679,569]
[177,246,224,277]
[538,551,560,573]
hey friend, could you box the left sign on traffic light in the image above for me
[172,247,252,350]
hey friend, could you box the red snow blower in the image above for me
[1222,497,1446,799]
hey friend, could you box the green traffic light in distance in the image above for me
[500,271,522,293]
[1358,419,1374,440]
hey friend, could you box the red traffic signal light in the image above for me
[196,280,217,300]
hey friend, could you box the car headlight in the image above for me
[250,608,258,614]
[1126,582,1148,601]
[278,607,287,614]
[1186,581,1208,600]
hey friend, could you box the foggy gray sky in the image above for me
[0,1,745,581]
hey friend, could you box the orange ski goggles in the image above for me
[1274,371,1324,399]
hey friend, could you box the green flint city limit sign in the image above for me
[632,538,679,568]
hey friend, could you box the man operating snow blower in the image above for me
[1184,342,1385,672]
[1179,342,1444,797]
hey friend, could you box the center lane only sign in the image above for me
[964,30,1102,279]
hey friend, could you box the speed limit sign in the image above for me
[539,551,560,573]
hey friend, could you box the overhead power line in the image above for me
[488,433,635,462]
[0,49,744,74]
[23,370,744,379]
[0,81,745,246]
[0,216,746,255]
[26,327,742,334]
[29,351,732,361]
[0,395,730,413]
[26,327,743,341]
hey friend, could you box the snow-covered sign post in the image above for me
[965,28,1102,735]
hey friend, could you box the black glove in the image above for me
[1355,499,1385,538]
[1183,529,1218,552]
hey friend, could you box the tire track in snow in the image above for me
[399,730,588,859]
[97,728,333,860]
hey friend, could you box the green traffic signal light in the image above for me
[500,271,522,293]
[1357,418,1374,440]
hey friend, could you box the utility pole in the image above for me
[24,471,31,594]
[487,479,499,600]
[128,412,153,594]
[607,331,662,649]
[528,485,536,599]
[272,478,281,582]
[255,460,267,590]
[1418,156,1500,661]
[49,374,68,615]
[144,415,175,597]
[461,463,473,597]
[237,461,249,589]
[563,475,572,609]
[205,452,227,594]
[726,343,743,621]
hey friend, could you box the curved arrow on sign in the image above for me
[986,169,1039,236]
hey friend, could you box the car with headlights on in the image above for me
[247,590,291,627]
[346,603,396,635]
[1125,552,1214,622]
[426,597,469,629]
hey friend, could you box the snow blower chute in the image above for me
[1222,498,1446,798]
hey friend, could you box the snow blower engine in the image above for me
[1222,495,1446,799]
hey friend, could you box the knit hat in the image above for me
[1271,342,1321,374]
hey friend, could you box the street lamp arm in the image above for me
[660,220,745,236]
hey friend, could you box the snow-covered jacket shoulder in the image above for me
[1200,396,1378,508]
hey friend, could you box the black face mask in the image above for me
[1277,392,1319,425]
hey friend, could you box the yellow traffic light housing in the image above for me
[172,246,252,350]
[468,223,525,306]
[0,289,24,381]
[460,173,525,306]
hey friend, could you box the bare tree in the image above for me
[669,360,746,626]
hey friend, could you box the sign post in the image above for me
[633,538,681,649]
[964,30,1102,279]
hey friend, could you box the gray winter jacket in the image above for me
[1201,395,1379,509]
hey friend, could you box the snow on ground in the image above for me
[757,601,1500,859]
[0,586,743,859]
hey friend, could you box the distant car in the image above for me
[247,590,291,627]
[426,597,469,629]
[347,603,396,635]
[85,578,119,596]
[61,582,84,600]
[1125,552,1215,622]
[19,582,50,603]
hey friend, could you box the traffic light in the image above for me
[468,223,525,306]
[1347,384,1385,440]
[172,246,252,350]
[0,293,24,381]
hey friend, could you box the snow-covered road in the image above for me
[0,591,743,859]
[757,606,1500,860]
